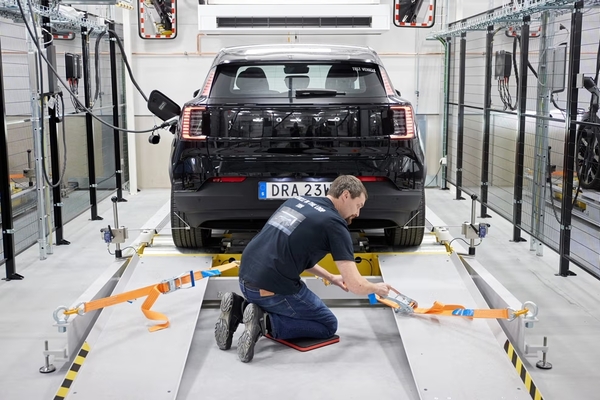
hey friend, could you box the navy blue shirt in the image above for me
[239,196,355,295]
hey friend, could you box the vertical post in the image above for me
[530,11,552,255]
[441,36,451,191]
[42,0,69,246]
[559,1,583,277]
[480,25,494,218]
[47,100,69,244]
[0,35,21,281]
[109,23,126,202]
[512,16,530,243]
[81,23,102,221]
[25,14,48,260]
[456,32,467,200]
[469,194,478,256]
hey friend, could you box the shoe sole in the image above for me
[215,292,235,350]
[237,305,261,363]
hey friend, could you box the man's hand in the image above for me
[373,282,393,298]
[329,275,349,292]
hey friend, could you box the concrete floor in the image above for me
[0,186,599,399]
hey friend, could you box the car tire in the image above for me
[384,191,425,247]
[576,122,600,190]
[171,190,211,248]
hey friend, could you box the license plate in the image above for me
[258,182,331,199]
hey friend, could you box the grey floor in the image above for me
[0,186,599,399]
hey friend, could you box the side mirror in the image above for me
[395,89,402,97]
[393,0,436,29]
[147,90,181,121]
[193,89,200,98]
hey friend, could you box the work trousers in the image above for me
[239,279,338,340]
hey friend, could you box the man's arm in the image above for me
[306,264,335,282]
[335,260,391,297]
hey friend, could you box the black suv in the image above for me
[148,44,427,248]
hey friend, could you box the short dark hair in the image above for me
[328,175,368,200]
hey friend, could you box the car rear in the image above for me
[171,54,426,246]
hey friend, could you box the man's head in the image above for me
[327,175,368,225]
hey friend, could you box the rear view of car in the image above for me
[163,44,426,248]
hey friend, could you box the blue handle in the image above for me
[368,293,378,304]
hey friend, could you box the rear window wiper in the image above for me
[295,89,346,97]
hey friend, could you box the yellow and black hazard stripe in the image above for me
[54,342,90,400]
[504,340,543,400]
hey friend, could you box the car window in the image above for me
[209,63,387,98]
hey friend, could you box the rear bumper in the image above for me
[174,179,423,230]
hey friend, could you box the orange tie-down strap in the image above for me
[62,261,240,332]
[374,294,528,320]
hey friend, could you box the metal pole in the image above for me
[0,32,21,281]
[109,23,126,202]
[441,36,451,191]
[81,22,102,221]
[111,196,122,258]
[559,1,583,277]
[456,32,466,200]
[470,194,477,256]
[512,16,530,243]
[39,340,56,373]
[27,149,33,187]
[530,11,553,256]
[480,25,494,218]
[26,12,48,260]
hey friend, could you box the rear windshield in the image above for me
[209,62,387,98]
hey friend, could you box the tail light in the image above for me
[389,105,416,140]
[201,69,215,97]
[358,176,387,182]
[210,177,246,183]
[380,68,395,96]
[181,106,207,140]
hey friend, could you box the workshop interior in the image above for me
[0,0,599,399]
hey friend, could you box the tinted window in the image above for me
[210,63,387,98]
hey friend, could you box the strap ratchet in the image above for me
[372,286,533,321]
[54,261,239,332]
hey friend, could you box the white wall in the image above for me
[124,0,465,188]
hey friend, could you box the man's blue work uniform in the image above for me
[238,195,354,339]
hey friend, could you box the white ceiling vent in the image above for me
[198,1,390,35]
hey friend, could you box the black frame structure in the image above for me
[0,33,21,281]
[0,14,128,280]
[81,22,102,222]
[437,0,598,280]
[109,21,127,203]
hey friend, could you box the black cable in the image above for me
[41,93,68,188]
[425,164,442,187]
[24,0,67,189]
[16,1,164,134]
[528,62,539,79]
[551,95,566,112]
[91,30,107,108]
[502,80,515,110]
[365,258,373,275]
[498,79,507,110]
[107,29,148,102]
[511,36,519,110]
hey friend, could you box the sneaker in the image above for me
[237,303,268,363]
[214,292,246,350]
